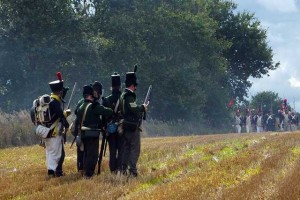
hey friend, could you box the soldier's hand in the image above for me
[143,101,149,112]
[64,109,72,117]
[76,136,82,147]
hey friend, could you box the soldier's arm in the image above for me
[94,104,113,117]
[125,95,145,115]
[74,98,84,115]
[102,97,110,108]
[52,101,69,128]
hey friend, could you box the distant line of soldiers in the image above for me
[232,108,299,133]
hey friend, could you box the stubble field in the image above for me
[1,132,300,200]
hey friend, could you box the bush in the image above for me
[0,110,39,148]
[0,111,232,148]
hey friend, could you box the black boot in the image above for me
[55,170,64,177]
[48,170,55,177]
[129,172,138,178]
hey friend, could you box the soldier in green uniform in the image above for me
[76,85,113,178]
[74,81,104,174]
[103,72,124,174]
[120,71,148,177]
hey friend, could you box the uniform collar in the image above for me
[84,99,94,103]
[125,88,134,93]
[51,93,61,102]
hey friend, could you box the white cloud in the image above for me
[234,0,300,110]
[289,77,300,88]
[257,0,298,13]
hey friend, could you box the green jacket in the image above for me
[120,88,145,120]
[103,89,121,121]
[75,98,84,115]
[76,99,113,129]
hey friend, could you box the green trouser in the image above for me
[82,137,99,177]
[122,129,141,175]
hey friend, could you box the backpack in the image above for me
[120,93,140,132]
[31,94,52,125]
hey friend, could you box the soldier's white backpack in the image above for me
[31,94,55,138]
[34,94,51,123]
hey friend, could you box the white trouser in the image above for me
[291,124,298,132]
[44,135,63,171]
[246,124,251,133]
[235,125,241,133]
[280,121,284,131]
[257,126,264,133]
[283,122,290,131]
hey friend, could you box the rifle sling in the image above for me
[114,99,120,113]
[80,103,92,132]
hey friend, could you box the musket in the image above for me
[131,64,152,120]
[97,130,107,175]
[67,82,77,109]
[70,137,76,148]
[69,117,79,148]
[67,82,78,146]
[69,118,79,148]
[143,85,152,120]
[103,137,108,157]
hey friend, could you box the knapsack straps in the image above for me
[114,99,120,113]
[49,119,59,130]
[80,103,92,129]
[47,118,61,138]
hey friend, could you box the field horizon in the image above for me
[1,132,300,200]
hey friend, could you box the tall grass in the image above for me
[0,110,222,148]
[0,110,38,148]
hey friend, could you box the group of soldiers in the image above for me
[34,69,148,179]
[233,108,299,134]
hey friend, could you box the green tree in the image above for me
[206,0,280,99]
[90,0,232,126]
[0,0,280,131]
[0,0,100,111]
[250,91,282,114]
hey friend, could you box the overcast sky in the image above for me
[233,0,300,110]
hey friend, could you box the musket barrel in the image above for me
[67,82,77,109]
[143,85,152,120]
[144,85,152,104]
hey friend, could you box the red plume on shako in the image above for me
[48,72,64,93]
[56,71,63,82]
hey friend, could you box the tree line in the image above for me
[0,0,279,129]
